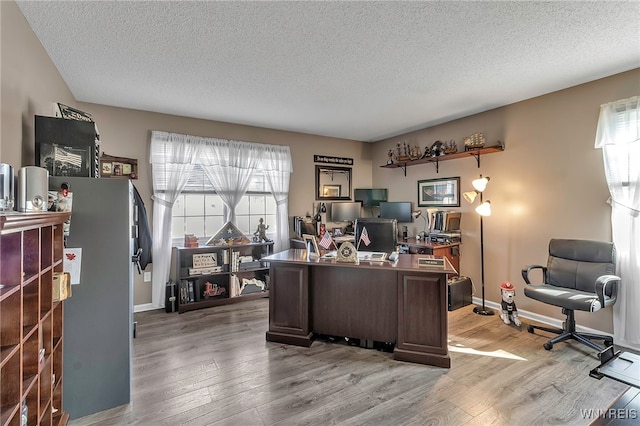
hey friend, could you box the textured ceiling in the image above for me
[16,1,640,142]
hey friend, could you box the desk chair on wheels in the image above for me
[522,239,620,352]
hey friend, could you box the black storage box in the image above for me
[447,275,473,311]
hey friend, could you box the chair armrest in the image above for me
[595,275,621,307]
[521,265,546,285]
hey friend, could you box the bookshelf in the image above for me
[170,241,273,313]
[1,212,71,426]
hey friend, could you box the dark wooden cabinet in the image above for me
[1,212,70,426]
[395,272,449,366]
[264,250,455,367]
[170,242,273,313]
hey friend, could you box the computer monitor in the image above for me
[354,218,398,254]
[379,201,413,223]
[330,201,362,222]
[354,188,388,207]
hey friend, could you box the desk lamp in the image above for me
[464,175,494,316]
[412,210,428,240]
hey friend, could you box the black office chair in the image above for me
[522,239,620,352]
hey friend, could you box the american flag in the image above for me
[359,226,371,247]
[54,147,83,168]
[318,231,334,249]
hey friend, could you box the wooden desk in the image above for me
[263,249,456,367]
[400,238,460,272]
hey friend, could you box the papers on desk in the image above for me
[357,251,388,261]
[322,251,388,261]
[334,235,355,243]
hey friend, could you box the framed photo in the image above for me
[101,162,112,175]
[332,227,343,237]
[302,234,320,258]
[100,154,138,179]
[322,184,341,198]
[418,177,460,207]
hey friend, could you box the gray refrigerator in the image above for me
[49,177,134,420]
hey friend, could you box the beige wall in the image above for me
[1,1,77,167]
[372,68,640,333]
[1,1,372,306]
[4,0,639,331]
[75,103,371,304]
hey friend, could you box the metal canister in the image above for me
[0,163,14,211]
[18,166,49,211]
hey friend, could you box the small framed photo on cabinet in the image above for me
[302,234,320,258]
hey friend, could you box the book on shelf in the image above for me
[188,266,223,275]
[188,280,195,302]
[194,281,201,302]
[239,261,261,270]
[229,274,241,298]
[180,280,196,304]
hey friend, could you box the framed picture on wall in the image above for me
[418,177,460,207]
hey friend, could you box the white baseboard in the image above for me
[473,297,608,337]
[133,303,159,313]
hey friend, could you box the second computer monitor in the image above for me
[354,218,398,254]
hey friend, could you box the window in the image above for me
[169,165,276,243]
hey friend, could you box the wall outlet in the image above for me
[143,272,151,282]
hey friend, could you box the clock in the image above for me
[336,241,358,263]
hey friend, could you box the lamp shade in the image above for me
[476,200,492,216]
[463,191,478,203]
[472,176,490,192]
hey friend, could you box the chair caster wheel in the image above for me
[543,342,553,350]
[527,325,534,334]
[604,339,613,347]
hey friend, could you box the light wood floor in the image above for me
[69,299,630,425]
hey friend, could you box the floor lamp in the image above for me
[463,175,494,316]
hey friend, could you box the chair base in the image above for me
[527,308,613,352]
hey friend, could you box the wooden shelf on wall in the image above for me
[381,143,505,175]
[100,153,138,179]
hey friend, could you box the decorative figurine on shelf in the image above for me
[421,145,431,159]
[254,218,270,242]
[410,145,421,160]
[443,140,458,154]
[430,140,444,157]
[499,281,521,327]
[464,132,486,151]
[387,149,394,165]
[396,141,410,162]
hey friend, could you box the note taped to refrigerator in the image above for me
[63,248,82,285]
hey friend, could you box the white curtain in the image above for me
[149,131,201,308]
[263,145,294,253]
[199,139,261,223]
[149,131,293,308]
[595,95,640,350]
